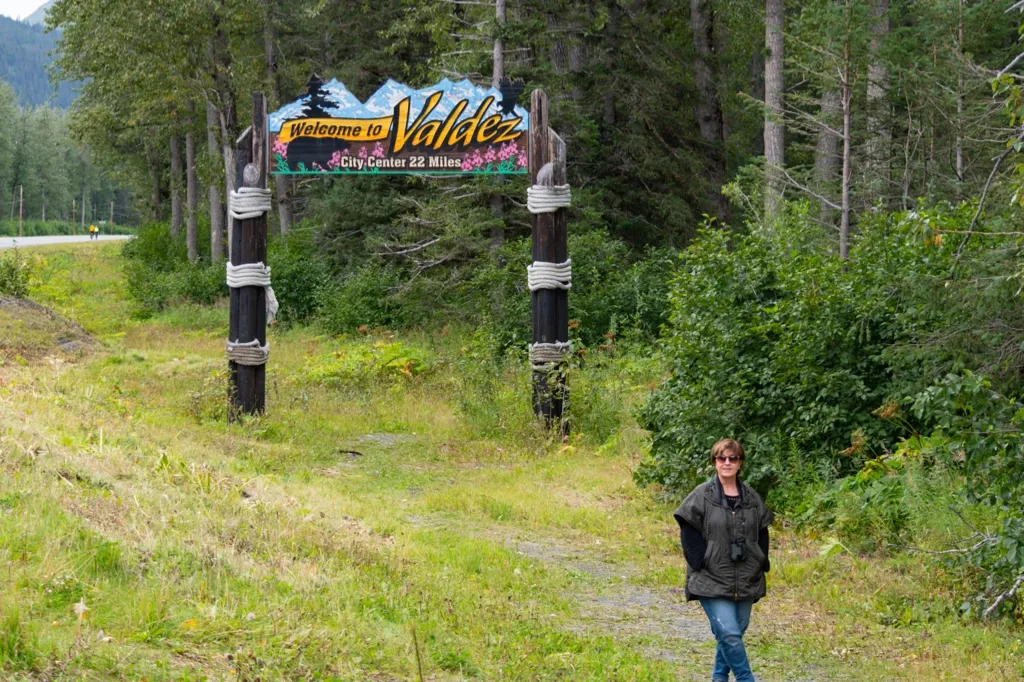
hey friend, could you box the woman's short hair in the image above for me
[710,438,745,463]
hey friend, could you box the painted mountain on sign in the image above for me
[268,78,529,133]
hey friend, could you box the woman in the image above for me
[674,438,773,682]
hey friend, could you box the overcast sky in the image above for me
[0,0,44,20]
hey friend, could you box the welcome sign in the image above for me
[269,75,529,175]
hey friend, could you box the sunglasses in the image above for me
[715,455,743,463]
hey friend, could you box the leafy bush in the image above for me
[316,263,409,333]
[801,451,912,554]
[635,204,957,498]
[468,226,677,350]
[900,371,1024,618]
[0,248,33,296]
[305,337,436,386]
[267,232,332,325]
[121,224,224,316]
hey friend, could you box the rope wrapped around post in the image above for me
[527,259,571,291]
[226,262,279,324]
[529,341,571,371]
[227,339,269,366]
[227,180,274,368]
[228,187,273,220]
[527,184,571,214]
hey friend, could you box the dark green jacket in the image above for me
[674,476,773,602]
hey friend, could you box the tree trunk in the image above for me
[955,0,964,192]
[492,0,506,89]
[210,8,238,259]
[750,50,765,157]
[865,0,890,205]
[764,0,785,221]
[813,89,842,226]
[840,37,852,260]
[147,140,161,221]
[489,0,507,248]
[689,0,729,223]
[264,1,292,235]
[603,0,620,127]
[186,126,199,262]
[206,101,225,264]
[170,134,183,236]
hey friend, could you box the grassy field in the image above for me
[0,242,1021,681]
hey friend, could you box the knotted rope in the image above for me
[527,184,571,214]
[529,341,571,371]
[226,339,269,366]
[228,187,273,220]
[226,262,279,324]
[527,259,572,291]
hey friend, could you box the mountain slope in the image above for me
[0,14,74,107]
[25,0,56,26]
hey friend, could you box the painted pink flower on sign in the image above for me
[498,141,517,161]
[484,147,497,164]
[516,152,528,168]
[272,139,288,158]
[372,142,385,158]
[358,146,368,159]
[328,151,342,169]
[461,159,473,171]
[312,161,325,171]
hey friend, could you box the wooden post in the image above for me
[228,93,268,418]
[529,89,569,433]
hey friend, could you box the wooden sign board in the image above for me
[269,75,529,176]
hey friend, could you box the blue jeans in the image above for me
[699,598,755,682]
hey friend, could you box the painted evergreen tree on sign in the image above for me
[300,74,331,118]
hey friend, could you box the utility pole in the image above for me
[110,201,114,230]
[72,198,76,232]
[18,185,23,237]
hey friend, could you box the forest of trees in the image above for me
[0,80,132,229]
[44,0,1024,618]
[45,0,1019,261]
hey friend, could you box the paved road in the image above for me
[0,235,134,249]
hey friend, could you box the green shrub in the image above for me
[121,223,223,316]
[801,452,912,554]
[635,204,957,500]
[173,263,225,306]
[468,226,676,351]
[305,337,436,386]
[316,263,408,333]
[0,248,33,297]
[268,232,332,325]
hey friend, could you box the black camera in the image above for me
[730,538,746,562]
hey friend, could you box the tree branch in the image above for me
[983,574,1024,619]
[950,131,1024,273]
[776,165,841,212]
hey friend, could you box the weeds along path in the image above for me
[0,243,1021,681]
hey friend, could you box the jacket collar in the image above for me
[707,474,746,507]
